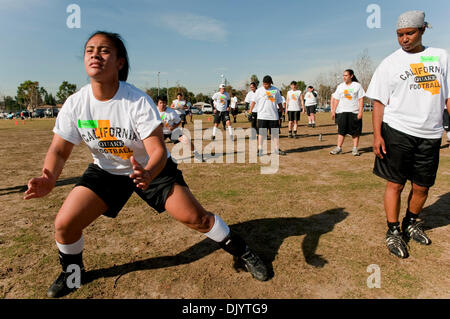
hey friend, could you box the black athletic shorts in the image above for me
[336,112,362,137]
[251,112,258,129]
[306,105,317,115]
[373,123,441,188]
[288,111,300,121]
[214,111,230,124]
[443,110,449,131]
[258,119,280,129]
[75,157,188,218]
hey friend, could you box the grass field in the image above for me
[0,112,449,299]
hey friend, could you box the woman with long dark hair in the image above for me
[330,69,365,156]
[24,31,268,298]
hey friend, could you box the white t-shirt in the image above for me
[54,81,166,175]
[158,107,181,135]
[253,86,283,120]
[304,90,318,106]
[230,96,238,109]
[245,90,258,112]
[212,92,230,112]
[286,90,302,111]
[332,82,365,113]
[366,47,449,139]
[172,99,186,115]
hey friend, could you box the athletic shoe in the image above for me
[312,123,316,128]
[257,150,263,157]
[308,123,311,127]
[236,250,269,281]
[352,147,360,156]
[276,149,287,156]
[403,219,431,245]
[288,133,293,138]
[47,270,85,298]
[293,134,298,139]
[330,146,342,155]
[386,228,409,259]
[211,135,215,141]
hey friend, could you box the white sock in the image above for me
[228,126,233,136]
[447,131,450,140]
[204,215,230,242]
[56,236,84,255]
[213,126,217,136]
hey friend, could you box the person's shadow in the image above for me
[420,192,450,230]
[84,208,349,284]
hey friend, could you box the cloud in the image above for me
[158,13,228,42]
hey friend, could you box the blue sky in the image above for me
[1,0,449,98]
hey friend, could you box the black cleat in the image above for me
[403,219,431,245]
[47,269,85,298]
[386,228,409,259]
[236,250,269,281]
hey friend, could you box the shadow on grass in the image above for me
[0,177,81,196]
[84,208,349,284]
[285,144,335,154]
[421,192,450,231]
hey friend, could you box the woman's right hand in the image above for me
[331,111,336,121]
[373,135,387,159]
[24,168,55,200]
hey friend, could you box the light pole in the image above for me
[157,72,160,96]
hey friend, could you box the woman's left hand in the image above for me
[129,156,152,190]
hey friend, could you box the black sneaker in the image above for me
[235,250,269,281]
[211,135,215,141]
[403,219,431,245]
[386,228,409,259]
[276,149,287,156]
[47,269,85,298]
[288,134,293,138]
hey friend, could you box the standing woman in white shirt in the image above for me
[250,75,286,156]
[366,11,449,259]
[330,69,365,156]
[170,92,187,128]
[230,92,239,123]
[285,81,305,139]
[245,82,258,139]
[24,31,268,298]
[304,86,318,127]
[211,84,233,141]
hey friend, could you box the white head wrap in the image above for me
[397,10,431,29]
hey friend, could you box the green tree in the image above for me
[250,74,260,87]
[56,81,77,104]
[195,93,210,103]
[3,96,19,112]
[17,80,42,111]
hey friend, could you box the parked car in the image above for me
[16,110,30,118]
[45,108,59,117]
[201,104,213,114]
[190,106,203,115]
[32,109,46,118]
